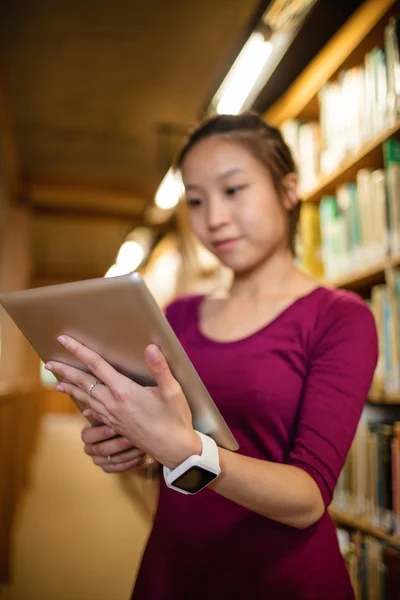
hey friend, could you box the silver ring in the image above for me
[107,455,112,464]
[87,379,100,398]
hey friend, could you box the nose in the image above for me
[206,198,230,231]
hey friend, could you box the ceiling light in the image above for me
[155,168,184,210]
[124,227,154,255]
[105,228,154,278]
[116,240,145,271]
[148,0,318,223]
[216,32,273,115]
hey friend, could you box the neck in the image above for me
[229,248,297,300]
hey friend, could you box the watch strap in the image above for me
[163,430,220,482]
[193,430,219,466]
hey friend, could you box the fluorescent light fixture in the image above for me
[155,168,184,210]
[148,0,318,223]
[105,228,154,278]
[216,32,273,115]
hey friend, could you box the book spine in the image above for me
[385,18,397,124]
[383,139,400,255]
[393,423,400,534]
[371,169,389,259]
[382,425,394,532]
[376,428,384,527]
[370,285,386,395]
[356,169,374,263]
[385,268,400,392]
[299,202,324,278]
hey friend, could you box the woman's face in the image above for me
[180,136,296,273]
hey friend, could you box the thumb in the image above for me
[144,345,181,400]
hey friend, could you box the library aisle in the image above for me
[1,413,152,600]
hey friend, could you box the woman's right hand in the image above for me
[81,423,146,473]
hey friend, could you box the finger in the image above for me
[83,409,107,424]
[144,345,182,403]
[91,448,145,466]
[82,424,117,445]
[57,335,119,391]
[101,457,145,474]
[84,436,135,458]
[58,381,111,422]
[45,361,104,399]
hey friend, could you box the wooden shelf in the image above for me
[301,120,400,203]
[324,255,400,290]
[368,393,400,405]
[265,0,396,126]
[329,509,400,547]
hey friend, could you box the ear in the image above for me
[281,173,299,210]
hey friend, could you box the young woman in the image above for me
[45,113,378,600]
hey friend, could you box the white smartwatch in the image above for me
[163,430,221,495]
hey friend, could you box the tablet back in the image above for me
[0,273,238,451]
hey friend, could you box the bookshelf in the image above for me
[266,2,400,291]
[302,119,400,203]
[265,0,398,127]
[264,0,400,590]
[329,509,400,548]
[326,255,400,290]
[368,392,400,405]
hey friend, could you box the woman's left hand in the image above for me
[45,335,202,469]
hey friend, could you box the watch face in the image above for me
[171,466,217,494]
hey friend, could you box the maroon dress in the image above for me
[132,287,378,600]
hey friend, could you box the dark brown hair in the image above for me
[175,112,300,255]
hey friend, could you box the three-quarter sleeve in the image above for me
[287,294,378,506]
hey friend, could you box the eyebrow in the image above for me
[185,168,244,191]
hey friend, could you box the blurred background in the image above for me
[1,1,400,599]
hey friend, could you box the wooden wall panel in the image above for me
[0,396,15,583]
[0,387,41,586]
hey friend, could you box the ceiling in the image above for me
[0,0,264,282]
[0,0,364,284]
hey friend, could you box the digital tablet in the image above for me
[0,273,238,451]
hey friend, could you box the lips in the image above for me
[212,237,240,251]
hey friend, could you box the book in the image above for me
[384,17,400,125]
[370,285,386,396]
[297,121,320,193]
[369,276,400,395]
[384,268,400,394]
[281,23,397,188]
[383,546,400,600]
[280,120,320,194]
[393,423,400,535]
[318,195,346,279]
[332,420,400,536]
[298,202,324,278]
[316,169,390,280]
[383,139,400,255]
[337,528,387,600]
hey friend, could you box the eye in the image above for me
[225,185,247,196]
[186,198,202,208]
